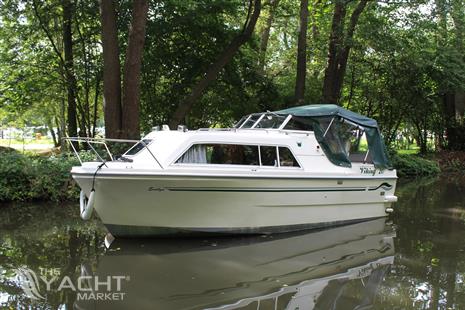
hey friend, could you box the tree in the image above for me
[168,0,262,128]
[100,0,149,139]
[32,0,81,139]
[0,0,103,143]
[322,0,369,104]
[100,0,121,139]
[434,0,465,150]
[294,0,309,104]
[258,0,280,73]
[62,0,77,138]
[121,0,149,139]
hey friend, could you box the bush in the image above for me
[391,153,441,178]
[0,152,80,202]
[0,152,34,201]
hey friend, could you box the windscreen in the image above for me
[254,114,286,129]
[124,139,153,156]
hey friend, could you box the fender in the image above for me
[80,190,95,220]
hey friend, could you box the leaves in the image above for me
[0,0,464,150]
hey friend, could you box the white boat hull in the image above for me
[73,172,397,237]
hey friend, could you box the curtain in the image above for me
[178,144,207,164]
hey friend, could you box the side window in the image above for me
[260,146,278,166]
[176,144,299,168]
[279,147,300,167]
[176,144,259,165]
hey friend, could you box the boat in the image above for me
[68,104,398,237]
[74,218,396,309]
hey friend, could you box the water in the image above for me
[1,176,465,309]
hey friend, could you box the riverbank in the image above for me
[391,151,465,178]
[0,147,461,202]
[0,147,79,201]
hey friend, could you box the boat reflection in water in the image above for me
[76,219,395,310]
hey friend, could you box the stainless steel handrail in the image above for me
[65,137,123,165]
[63,137,163,168]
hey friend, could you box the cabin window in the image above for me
[260,146,278,166]
[124,139,153,156]
[177,144,259,165]
[177,144,300,168]
[279,147,300,167]
[176,144,208,164]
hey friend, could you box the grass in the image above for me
[397,149,419,155]
[0,138,55,151]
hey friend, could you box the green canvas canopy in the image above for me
[275,104,392,170]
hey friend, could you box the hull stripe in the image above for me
[147,183,393,193]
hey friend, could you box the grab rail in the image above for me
[63,137,163,169]
[64,137,139,164]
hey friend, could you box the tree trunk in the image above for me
[258,0,280,72]
[92,72,101,137]
[48,121,59,147]
[62,0,78,138]
[169,0,262,128]
[100,0,122,138]
[322,0,346,104]
[121,0,149,140]
[443,92,460,150]
[294,0,309,104]
[322,0,368,104]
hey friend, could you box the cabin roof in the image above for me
[142,129,316,166]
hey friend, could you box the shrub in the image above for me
[29,155,80,201]
[391,154,440,178]
[0,152,80,202]
[0,152,35,201]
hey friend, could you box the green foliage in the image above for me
[0,0,102,139]
[1,0,465,156]
[0,153,79,202]
[391,154,441,178]
[0,153,33,201]
[139,0,285,130]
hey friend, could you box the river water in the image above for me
[1,176,465,309]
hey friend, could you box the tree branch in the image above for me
[169,0,262,128]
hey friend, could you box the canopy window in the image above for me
[274,104,392,170]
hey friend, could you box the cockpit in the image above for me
[234,105,392,170]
